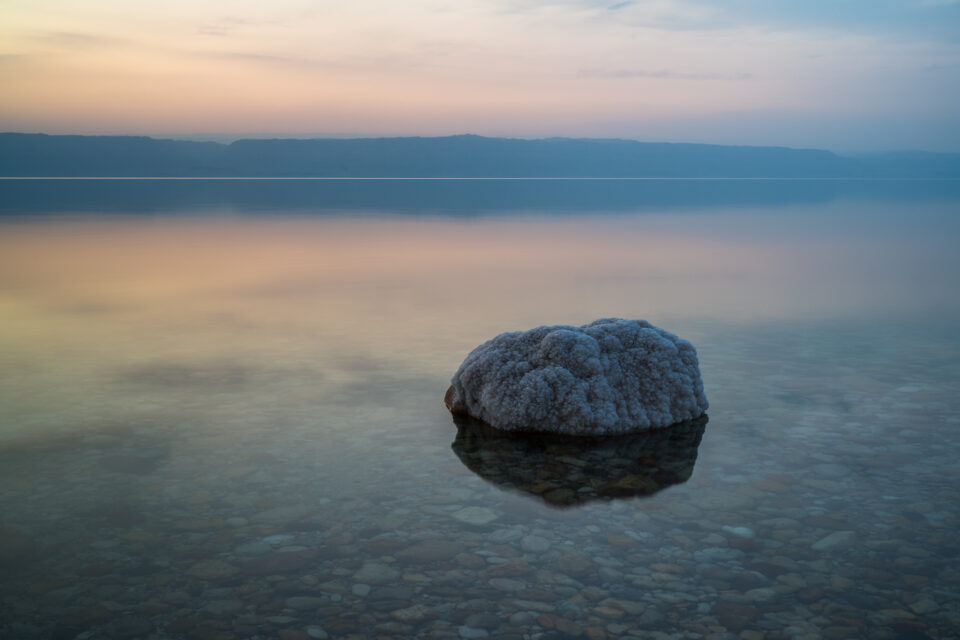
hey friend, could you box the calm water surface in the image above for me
[1,180,958,640]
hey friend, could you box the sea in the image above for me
[1,178,958,640]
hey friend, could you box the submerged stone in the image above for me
[451,413,706,507]
[445,318,708,435]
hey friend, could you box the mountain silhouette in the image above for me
[2,133,958,178]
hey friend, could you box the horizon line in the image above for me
[2,177,958,182]
[4,131,959,156]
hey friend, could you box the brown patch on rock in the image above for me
[584,627,607,640]
[444,385,466,414]
[797,587,824,604]
[537,614,557,629]
[389,604,432,624]
[551,552,595,578]
[323,618,360,634]
[455,553,486,569]
[479,559,534,578]
[554,618,583,637]
[597,474,659,496]
[714,602,759,632]
[605,535,636,548]
[593,606,626,619]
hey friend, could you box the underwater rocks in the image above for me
[445,318,708,435]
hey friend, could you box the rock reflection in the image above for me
[450,415,707,508]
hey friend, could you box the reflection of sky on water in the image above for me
[1,191,958,444]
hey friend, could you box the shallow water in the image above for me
[1,179,958,640]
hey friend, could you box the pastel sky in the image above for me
[1,0,958,151]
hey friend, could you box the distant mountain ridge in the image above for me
[1,132,958,178]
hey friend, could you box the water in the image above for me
[1,179,958,640]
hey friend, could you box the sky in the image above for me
[1,0,958,152]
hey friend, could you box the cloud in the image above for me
[498,0,724,30]
[30,31,126,49]
[197,26,231,37]
[190,50,325,72]
[676,0,960,40]
[503,0,960,38]
[578,68,753,80]
[196,16,253,38]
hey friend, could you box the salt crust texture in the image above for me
[446,318,708,435]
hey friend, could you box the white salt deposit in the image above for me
[445,318,708,435]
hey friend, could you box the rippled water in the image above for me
[1,180,958,640]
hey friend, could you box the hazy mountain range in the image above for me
[1,133,958,178]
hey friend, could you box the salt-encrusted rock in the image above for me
[445,318,707,435]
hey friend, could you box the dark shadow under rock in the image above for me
[450,414,707,508]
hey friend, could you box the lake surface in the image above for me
[1,179,958,640]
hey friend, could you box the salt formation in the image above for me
[445,318,708,435]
